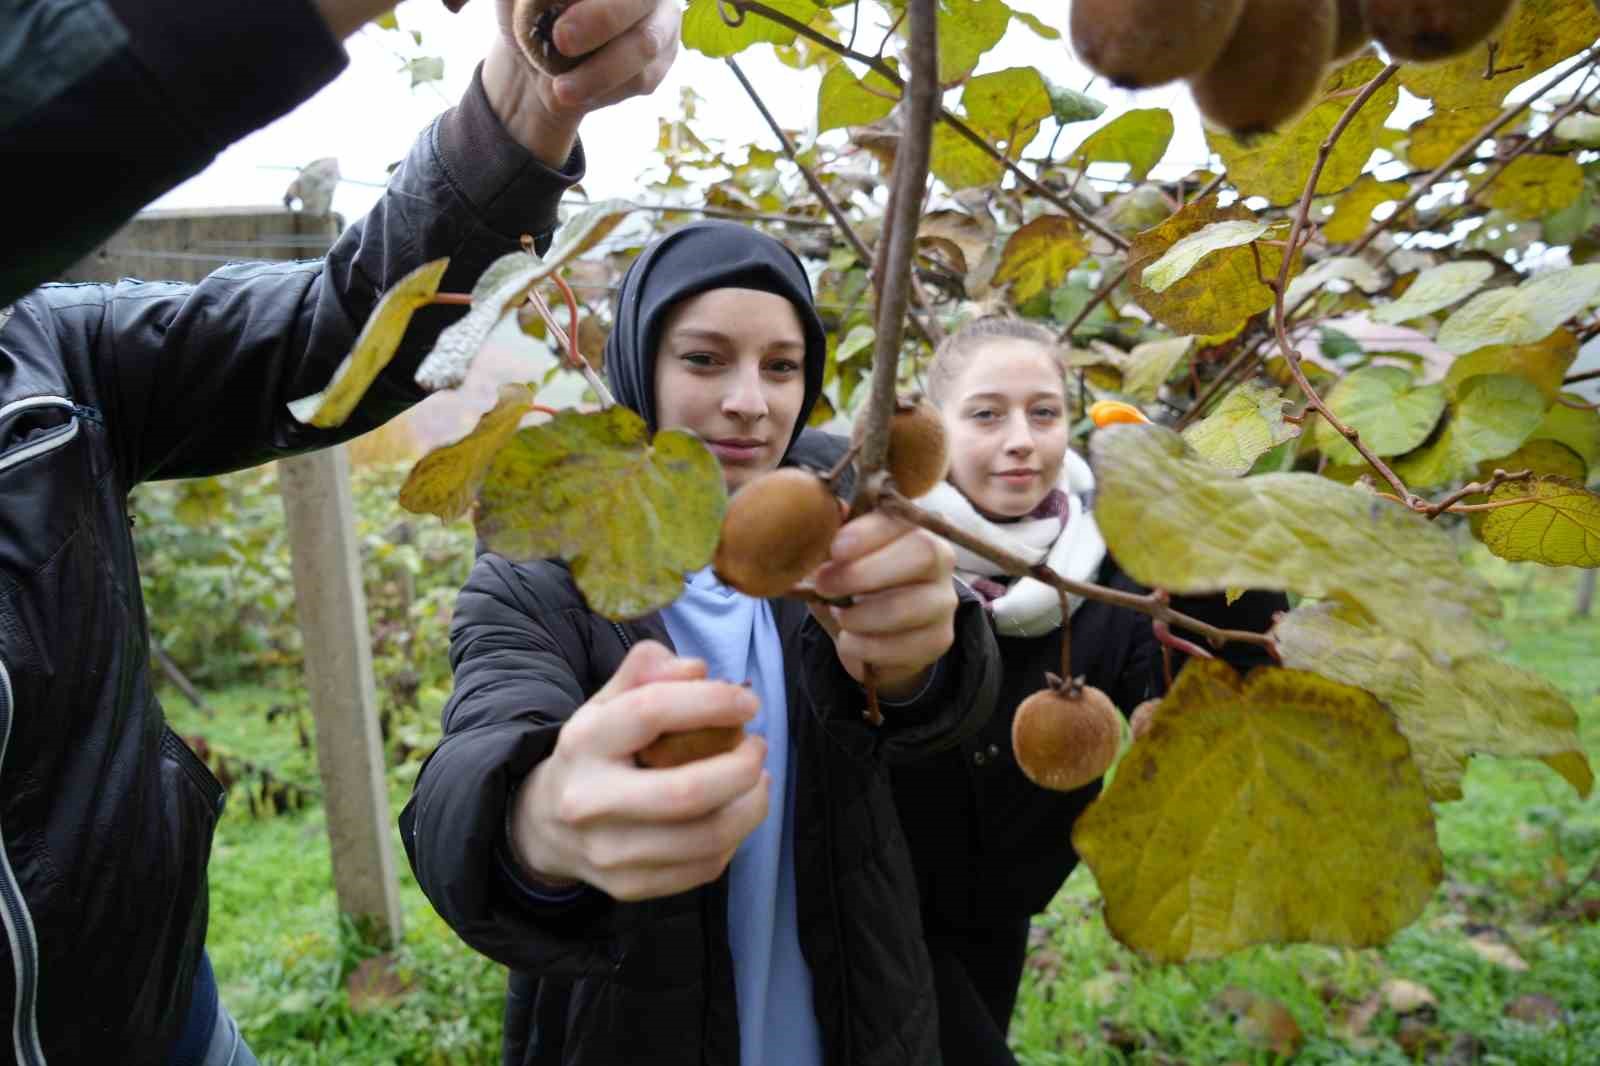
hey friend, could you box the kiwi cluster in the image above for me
[1011,674,1124,792]
[1071,0,1516,135]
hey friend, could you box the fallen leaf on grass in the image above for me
[1465,934,1529,971]
[1212,987,1305,1058]
[1395,1016,1447,1057]
[1331,992,1382,1046]
[1079,971,1130,1008]
[1381,977,1438,1014]
[1504,993,1566,1026]
[347,953,414,1012]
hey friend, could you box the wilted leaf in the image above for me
[1128,197,1290,335]
[415,202,634,391]
[1322,176,1409,244]
[1275,602,1591,801]
[1393,373,1547,489]
[1478,155,1585,221]
[1182,382,1298,475]
[1444,328,1577,404]
[1528,394,1600,471]
[1045,79,1105,124]
[937,0,1011,84]
[682,0,818,56]
[1479,476,1600,567]
[289,257,450,427]
[1216,988,1305,1059]
[1316,366,1447,465]
[476,407,727,619]
[1121,335,1194,401]
[1090,425,1499,653]
[1073,661,1442,962]
[1067,108,1174,182]
[1210,56,1401,206]
[1400,0,1600,109]
[1283,256,1386,308]
[1142,220,1275,294]
[993,215,1088,304]
[1381,978,1438,1014]
[817,60,898,132]
[1373,261,1496,324]
[1407,107,1501,170]
[1436,265,1600,355]
[399,384,538,521]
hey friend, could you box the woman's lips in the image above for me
[709,439,765,462]
[995,469,1038,484]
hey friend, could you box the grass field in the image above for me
[168,552,1600,1065]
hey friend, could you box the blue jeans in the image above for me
[197,1002,259,1066]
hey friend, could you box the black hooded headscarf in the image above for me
[603,220,828,456]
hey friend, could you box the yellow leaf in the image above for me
[1407,107,1503,170]
[174,478,229,527]
[1479,476,1600,567]
[1121,335,1195,402]
[288,258,449,428]
[817,60,899,132]
[1540,751,1596,797]
[1478,155,1585,220]
[1443,328,1578,404]
[1321,176,1409,244]
[398,384,538,521]
[1180,382,1299,475]
[682,0,817,57]
[992,214,1088,304]
[1209,56,1401,206]
[937,0,1011,84]
[1528,393,1600,471]
[1068,108,1175,183]
[1400,0,1600,109]
[930,122,1001,189]
[1127,196,1292,336]
[1073,660,1442,962]
[963,66,1053,157]
[476,407,727,620]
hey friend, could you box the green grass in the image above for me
[169,553,1600,1065]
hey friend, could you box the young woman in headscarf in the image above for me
[402,221,1001,1066]
[889,316,1285,1065]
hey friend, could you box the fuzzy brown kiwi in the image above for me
[636,725,746,769]
[851,397,949,499]
[1188,0,1338,137]
[1332,0,1371,59]
[511,0,588,76]
[712,468,842,598]
[1010,674,1123,792]
[1128,697,1163,742]
[1070,0,1249,88]
[1360,0,1515,62]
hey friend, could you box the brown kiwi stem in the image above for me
[824,440,861,491]
[1057,588,1073,681]
[862,666,884,727]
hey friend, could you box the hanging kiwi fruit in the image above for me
[512,0,590,76]
[1360,0,1516,62]
[712,467,843,598]
[1012,674,1124,792]
[851,396,950,499]
[1188,0,1339,137]
[1070,0,1249,88]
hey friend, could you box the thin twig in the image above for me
[1421,468,1533,519]
[527,271,616,409]
[1565,367,1600,385]
[1056,262,1130,345]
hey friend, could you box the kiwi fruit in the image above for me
[712,468,842,598]
[1070,0,1249,88]
[1011,674,1123,792]
[1189,0,1338,136]
[1361,0,1515,62]
[636,725,746,769]
[1332,0,1371,59]
[511,0,587,76]
[1129,697,1163,741]
[851,397,949,499]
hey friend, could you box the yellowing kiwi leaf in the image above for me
[398,383,538,521]
[1372,261,1496,324]
[1208,56,1402,206]
[1073,660,1442,962]
[1141,220,1275,294]
[1436,265,1600,355]
[1314,367,1446,466]
[1128,197,1292,335]
[1066,108,1175,183]
[1528,394,1600,471]
[937,0,1011,84]
[1392,373,1548,489]
[1121,335,1195,402]
[1283,256,1386,309]
[1181,383,1298,476]
[475,407,726,620]
[1478,155,1585,221]
[682,0,819,56]
[817,60,899,132]
[414,202,634,391]
[1089,425,1499,654]
[1276,602,1592,801]
[1400,0,1600,109]
[962,66,1053,158]
[930,122,1002,189]
[1462,438,1589,537]
[1321,176,1409,244]
[1443,329,1578,404]
[288,257,449,427]
[1406,107,1503,170]
[993,215,1088,304]
[1478,476,1600,567]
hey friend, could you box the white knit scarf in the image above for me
[915,450,1107,638]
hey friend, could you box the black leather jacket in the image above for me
[0,73,581,1064]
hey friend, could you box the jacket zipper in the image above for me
[0,396,92,475]
[0,658,46,1065]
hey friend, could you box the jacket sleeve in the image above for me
[399,554,620,975]
[5,65,584,485]
[2,0,350,308]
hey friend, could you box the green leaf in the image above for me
[289,257,449,428]
[1141,220,1274,294]
[1372,261,1496,324]
[1479,476,1600,567]
[817,60,899,132]
[1044,79,1105,124]
[1436,265,1600,355]
[1089,424,1500,654]
[1120,335,1194,403]
[1098,184,1171,237]
[992,215,1089,305]
[475,407,727,620]
[1128,197,1291,336]
[1406,107,1501,170]
[1528,394,1600,471]
[1010,9,1061,39]
[963,66,1053,155]
[930,122,1001,189]
[1067,108,1174,182]
[1073,660,1442,962]
[1316,367,1446,466]
[937,0,1012,84]
[1209,56,1401,206]
[399,383,538,521]
[1554,113,1600,146]
[1181,383,1299,476]
[835,324,875,362]
[1443,328,1578,404]
[1321,176,1409,244]
[1276,602,1592,801]
[1393,373,1548,489]
[682,0,819,57]
[1282,256,1385,308]
[1478,155,1585,221]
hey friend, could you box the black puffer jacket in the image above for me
[0,73,581,1065]
[400,433,1003,1066]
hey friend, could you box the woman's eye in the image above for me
[1032,407,1061,420]
[969,408,997,421]
[682,352,718,368]
[766,359,802,375]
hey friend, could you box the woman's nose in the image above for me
[1003,412,1035,454]
[721,364,768,420]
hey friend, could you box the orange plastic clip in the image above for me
[1088,400,1151,428]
